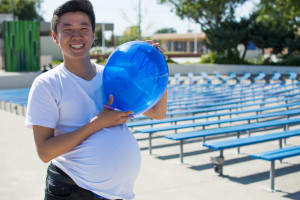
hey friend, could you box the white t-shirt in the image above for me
[25,63,141,200]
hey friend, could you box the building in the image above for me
[152,32,264,60]
[152,32,207,54]
[0,14,14,70]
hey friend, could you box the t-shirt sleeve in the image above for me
[25,77,59,129]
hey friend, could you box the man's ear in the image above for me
[52,32,59,45]
[92,32,95,42]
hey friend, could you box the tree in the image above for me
[257,0,300,27]
[158,0,248,31]
[120,0,153,38]
[203,16,253,60]
[0,0,11,13]
[155,27,177,34]
[250,18,295,56]
[0,0,43,21]
[159,0,300,64]
[116,26,139,45]
[286,36,300,55]
[158,0,250,62]
[255,0,300,55]
[94,26,103,46]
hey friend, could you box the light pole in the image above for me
[138,0,141,40]
[37,0,41,22]
[11,0,14,20]
[194,31,197,54]
[102,23,106,54]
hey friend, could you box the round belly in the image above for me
[63,125,141,183]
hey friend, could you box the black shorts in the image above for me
[44,163,114,200]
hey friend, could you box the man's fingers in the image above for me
[120,111,134,119]
[107,94,113,106]
[146,40,167,60]
[120,115,134,123]
[145,40,154,45]
[124,111,134,116]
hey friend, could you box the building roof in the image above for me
[152,32,206,41]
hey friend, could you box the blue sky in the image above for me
[40,0,259,36]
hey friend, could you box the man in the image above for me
[25,0,167,199]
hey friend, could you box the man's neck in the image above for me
[64,56,96,81]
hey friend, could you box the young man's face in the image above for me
[52,11,95,61]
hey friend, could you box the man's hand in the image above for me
[145,40,168,60]
[92,94,134,128]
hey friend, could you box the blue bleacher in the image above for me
[0,88,30,114]
[128,98,300,129]
[203,129,300,175]
[237,72,251,83]
[251,145,300,191]
[221,72,236,83]
[288,71,297,81]
[271,72,281,81]
[189,72,207,84]
[154,73,300,191]
[253,72,266,82]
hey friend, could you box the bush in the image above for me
[96,57,107,65]
[247,55,265,65]
[52,60,62,64]
[278,56,300,66]
[198,50,299,65]
[200,52,250,64]
[166,58,178,64]
[199,52,218,64]
[214,56,250,64]
[256,55,300,66]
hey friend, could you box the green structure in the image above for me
[3,21,40,72]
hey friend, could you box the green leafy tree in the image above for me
[250,18,295,56]
[158,0,251,63]
[116,26,139,45]
[94,26,103,46]
[257,0,300,27]
[255,0,300,55]
[204,16,253,60]
[0,0,11,13]
[159,0,300,64]
[158,0,247,30]
[0,0,43,20]
[286,36,300,54]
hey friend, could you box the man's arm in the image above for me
[143,89,167,120]
[143,40,168,120]
[32,95,133,163]
[33,122,97,163]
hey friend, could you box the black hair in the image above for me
[51,0,95,34]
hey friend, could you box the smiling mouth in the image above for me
[71,44,84,49]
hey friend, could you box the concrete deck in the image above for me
[0,108,300,200]
[0,69,39,89]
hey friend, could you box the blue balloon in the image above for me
[102,41,169,116]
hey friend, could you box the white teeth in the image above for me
[71,44,84,49]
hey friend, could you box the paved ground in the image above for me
[0,108,300,200]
